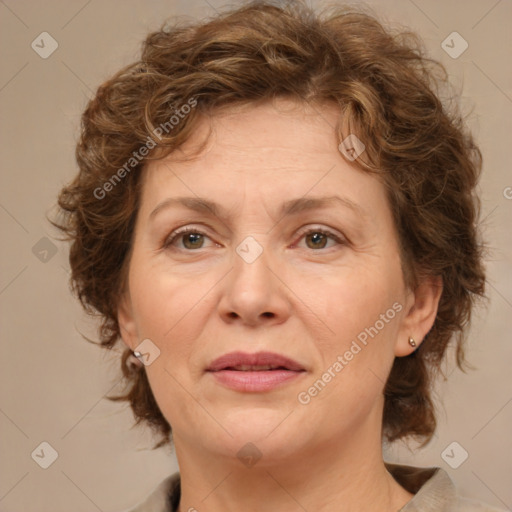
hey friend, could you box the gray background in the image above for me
[0,0,511,510]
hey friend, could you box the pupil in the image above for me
[184,233,203,249]
[307,232,326,249]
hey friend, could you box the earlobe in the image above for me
[395,275,443,357]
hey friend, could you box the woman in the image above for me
[55,1,503,510]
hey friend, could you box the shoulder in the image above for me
[385,463,507,512]
[456,496,509,511]
[119,467,508,512]
[119,472,180,512]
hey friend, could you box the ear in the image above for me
[117,291,139,352]
[394,275,443,357]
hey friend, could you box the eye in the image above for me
[163,227,216,250]
[162,226,345,252]
[295,228,345,250]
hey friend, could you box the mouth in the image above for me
[206,351,306,392]
[206,351,305,372]
[220,364,295,371]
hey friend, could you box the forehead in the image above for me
[139,99,388,220]
[156,99,342,170]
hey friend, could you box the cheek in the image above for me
[128,262,214,426]
[128,256,225,391]
[319,264,404,340]
[129,254,207,338]
[299,285,401,431]
[306,264,405,402]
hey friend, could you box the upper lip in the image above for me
[206,351,305,372]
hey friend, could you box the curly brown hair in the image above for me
[54,0,486,450]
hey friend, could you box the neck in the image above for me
[173,425,413,512]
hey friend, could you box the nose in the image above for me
[217,241,292,327]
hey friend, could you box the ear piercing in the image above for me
[127,350,144,369]
[408,337,417,348]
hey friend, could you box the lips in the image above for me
[206,351,306,392]
[206,351,305,372]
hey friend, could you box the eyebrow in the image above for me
[149,195,365,221]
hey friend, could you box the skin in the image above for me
[119,98,442,512]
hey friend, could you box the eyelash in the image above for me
[162,226,346,251]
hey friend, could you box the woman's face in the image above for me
[120,99,424,464]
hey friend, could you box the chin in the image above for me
[211,409,306,459]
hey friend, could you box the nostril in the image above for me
[262,312,274,318]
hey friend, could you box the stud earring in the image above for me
[408,337,417,348]
[127,350,143,369]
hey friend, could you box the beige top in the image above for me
[122,463,506,512]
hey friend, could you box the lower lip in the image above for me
[208,369,305,392]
